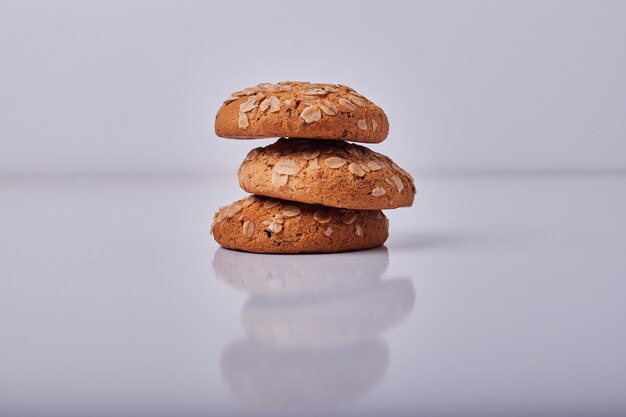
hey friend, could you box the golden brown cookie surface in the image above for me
[215,82,389,143]
[237,138,415,210]
[211,196,388,254]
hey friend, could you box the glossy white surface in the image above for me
[1,172,625,416]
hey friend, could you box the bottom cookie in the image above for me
[211,195,388,254]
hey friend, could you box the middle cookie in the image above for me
[238,138,416,210]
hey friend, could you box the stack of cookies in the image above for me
[211,81,415,254]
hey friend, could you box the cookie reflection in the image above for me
[240,278,415,349]
[221,339,389,410]
[213,247,415,410]
[212,246,389,297]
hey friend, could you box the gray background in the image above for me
[2,2,626,416]
[1,0,625,174]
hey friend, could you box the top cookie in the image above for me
[215,81,389,143]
